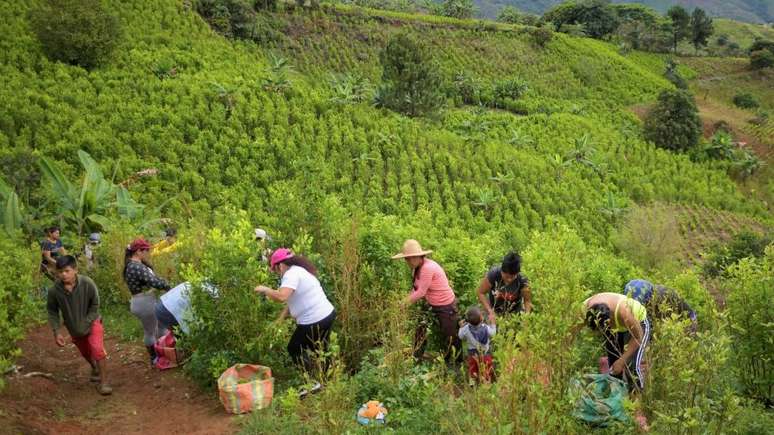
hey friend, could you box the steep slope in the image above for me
[0,1,767,252]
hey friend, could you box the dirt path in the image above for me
[0,326,236,435]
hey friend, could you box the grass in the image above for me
[101,304,143,343]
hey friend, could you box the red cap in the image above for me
[129,238,152,251]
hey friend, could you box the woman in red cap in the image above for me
[123,238,171,365]
[255,248,335,397]
[392,239,462,364]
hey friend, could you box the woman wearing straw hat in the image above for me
[392,239,462,364]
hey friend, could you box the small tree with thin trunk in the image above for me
[690,8,713,54]
[667,5,690,53]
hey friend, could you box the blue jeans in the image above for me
[155,301,178,334]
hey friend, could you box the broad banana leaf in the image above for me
[116,186,144,220]
[78,150,114,213]
[39,156,78,213]
[3,191,23,235]
[86,213,113,231]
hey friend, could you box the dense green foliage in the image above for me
[1,0,772,430]
[643,89,702,152]
[689,7,714,52]
[29,0,121,69]
[377,33,445,116]
[733,92,759,109]
[702,230,772,278]
[749,40,774,69]
[474,0,773,25]
[543,0,619,39]
[724,246,773,405]
[0,233,38,389]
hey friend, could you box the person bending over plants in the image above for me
[47,255,112,395]
[623,279,697,334]
[392,239,463,364]
[581,292,650,392]
[254,248,336,398]
[123,238,171,366]
[476,251,532,322]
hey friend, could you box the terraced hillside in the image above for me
[1,1,767,252]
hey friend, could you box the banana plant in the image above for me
[0,177,23,235]
[39,150,115,236]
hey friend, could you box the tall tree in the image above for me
[377,34,444,117]
[690,8,714,53]
[667,5,691,53]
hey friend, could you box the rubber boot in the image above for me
[146,345,157,366]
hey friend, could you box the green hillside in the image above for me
[475,0,774,23]
[1,0,772,432]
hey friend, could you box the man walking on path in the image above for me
[47,255,112,395]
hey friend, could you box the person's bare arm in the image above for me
[43,250,56,266]
[611,308,644,375]
[522,284,533,313]
[255,285,294,303]
[476,277,495,322]
[276,306,289,322]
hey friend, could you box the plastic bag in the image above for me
[154,330,180,370]
[570,373,630,426]
[217,364,274,414]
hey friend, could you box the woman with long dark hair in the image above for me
[254,248,335,397]
[123,238,171,365]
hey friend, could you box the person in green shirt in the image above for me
[581,292,650,392]
[47,255,112,395]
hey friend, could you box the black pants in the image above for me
[602,320,651,391]
[287,310,336,373]
[414,302,463,364]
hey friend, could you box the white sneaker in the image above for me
[298,381,322,399]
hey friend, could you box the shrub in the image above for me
[733,93,760,109]
[440,0,474,20]
[0,233,38,389]
[530,26,554,48]
[750,49,774,69]
[643,90,702,152]
[643,317,737,432]
[724,246,773,404]
[497,6,523,24]
[702,231,771,278]
[377,34,444,117]
[493,77,529,101]
[612,204,683,273]
[195,0,282,41]
[663,59,687,89]
[29,0,121,69]
[180,209,284,388]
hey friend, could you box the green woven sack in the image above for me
[570,373,630,427]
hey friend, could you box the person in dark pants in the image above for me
[392,239,462,364]
[255,248,335,398]
[581,292,650,392]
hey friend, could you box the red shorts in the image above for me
[467,354,494,382]
[72,319,107,362]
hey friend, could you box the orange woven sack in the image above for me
[218,364,274,414]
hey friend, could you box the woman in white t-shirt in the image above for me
[255,248,336,382]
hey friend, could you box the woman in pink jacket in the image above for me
[392,239,462,363]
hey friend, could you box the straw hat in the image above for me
[391,239,433,259]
